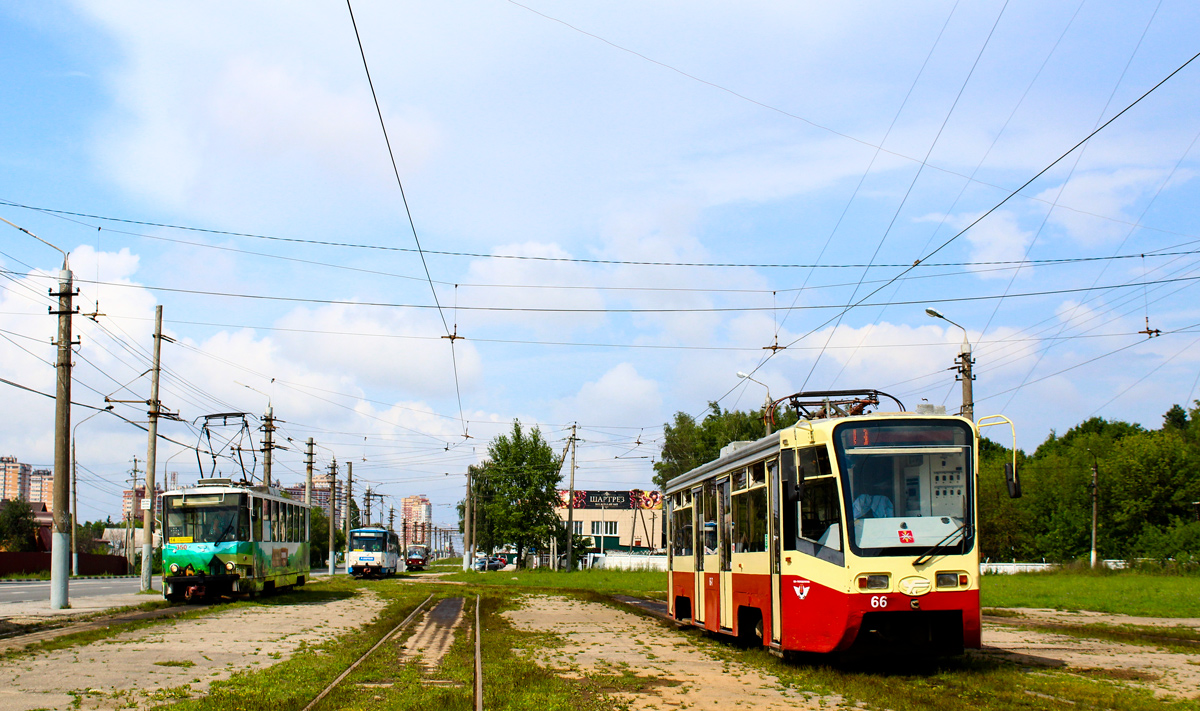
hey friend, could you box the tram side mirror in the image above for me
[1004,462,1022,499]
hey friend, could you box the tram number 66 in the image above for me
[870,595,888,609]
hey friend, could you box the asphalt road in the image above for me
[0,577,156,604]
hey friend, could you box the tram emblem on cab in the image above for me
[898,529,915,544]
[792,579,811,600]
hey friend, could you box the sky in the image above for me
[2,1,1200,530]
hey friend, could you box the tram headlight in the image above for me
[225,561,236,572]
[936,573,958,588]
[858,574,889,590]
[169,563,180,574]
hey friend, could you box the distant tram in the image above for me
[161,478,311,601]
[348,527,402,578]
[665,390,1018,656]
[406,545,429,571]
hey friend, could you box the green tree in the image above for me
[479,420,563,567]
[309,505,344,566]
[0,499,39,552]
[654,402,799,489]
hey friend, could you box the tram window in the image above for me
[800,477,842,551]
[252,499,263,541]
[750,460,766,486]
[731,487,767,553]
[732,468,747,490]
[163,493,245,544]
[287,505,295,542]
[799,447,833,479]
[672,506,693,556]
[701,481,718,555]
[238,501,250,541]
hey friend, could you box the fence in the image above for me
[0,552,130,577]
[596,552,669,571]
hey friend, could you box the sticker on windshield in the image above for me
[898,530,915,544]
[168,536,193,544]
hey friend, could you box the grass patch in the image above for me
[981,570,1200,617]
[439,567,666,598]
[154,660,196,668]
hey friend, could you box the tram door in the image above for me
[692,485,705,625]
[717,477,733,630]
[701,481,721,630]
[768,457,782,645]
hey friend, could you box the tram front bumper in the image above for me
[164,573,240,597]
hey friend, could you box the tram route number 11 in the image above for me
[870,596,889,608]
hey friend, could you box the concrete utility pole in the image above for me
[363,486,372,528]
[260,406,275,487]
[50,260,75,609]
[566,423,577,572]
[71,441,78,576]
[388,506,394,533]
[327,459,338,576]
[1089,451,1100,569]
[126,458,139,570]
[140,304,164,592]
[304,437,314,546]
[304,438,314,506]
[344,462,352,545]
[925,308,974,420]
[463,468,473,571]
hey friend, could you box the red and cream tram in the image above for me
[665,390,1017,656]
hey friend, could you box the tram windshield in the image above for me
[164,494,248,544]
[350,531,385,552]
[833,421,973,557]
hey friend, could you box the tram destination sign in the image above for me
[557,489,663,510]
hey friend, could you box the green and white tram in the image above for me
[161,478,310,601]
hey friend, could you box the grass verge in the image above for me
[981,570,1200,617]
[439,567,666,598]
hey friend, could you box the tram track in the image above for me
[303,592,486,710]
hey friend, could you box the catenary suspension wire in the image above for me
[345,0,467,437]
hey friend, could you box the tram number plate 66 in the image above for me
[870,595,888,609]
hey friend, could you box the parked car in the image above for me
[473,556,503,571]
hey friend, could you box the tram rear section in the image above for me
[665,390,1018,657]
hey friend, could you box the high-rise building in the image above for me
[28,469,53,509]
[284,473,345,528]
[401,494,432,547]
[0,456,31,502]
[121,485,164,521]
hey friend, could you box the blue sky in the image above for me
[2,1,1199,527]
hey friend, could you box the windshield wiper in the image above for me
[912,524,969,566]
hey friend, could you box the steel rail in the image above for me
[302,592,434,711]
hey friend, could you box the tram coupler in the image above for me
[184,584,207,601]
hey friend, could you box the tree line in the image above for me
[652,400,1200,565]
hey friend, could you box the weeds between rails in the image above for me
[302,593,485,711]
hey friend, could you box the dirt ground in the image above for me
[999,606,1200,631]
[505,595,839,710]
[506,595,1200,707]
[0,588,386,711]
[980,616,1200,699]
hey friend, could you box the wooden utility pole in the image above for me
[50,260,75,609]
[566,423,577,571]
[140,305,163,592]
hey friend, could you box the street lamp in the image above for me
[737,371,774,435]
[924,308,974,420]
[71,406,113,576]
